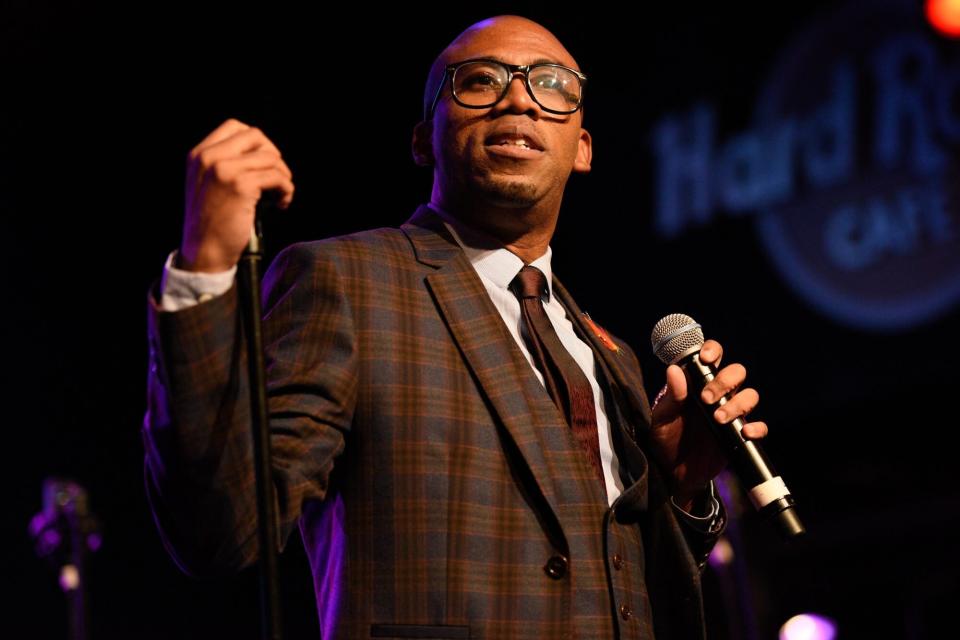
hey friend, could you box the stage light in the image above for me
[926,0,960,38]
[779,613,837,640]
[707,537,734,568]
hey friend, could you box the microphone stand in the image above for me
[29,478,102,640]
[236,207,284,640]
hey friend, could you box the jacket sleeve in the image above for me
[615,340,725,572]
[142,241,358,578]
[671,483,726,571]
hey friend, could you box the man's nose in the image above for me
[491,74,541,117]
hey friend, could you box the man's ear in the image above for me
[412,120,434,167]
[573,127,592,173]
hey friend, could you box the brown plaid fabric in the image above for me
[143,204,720,639]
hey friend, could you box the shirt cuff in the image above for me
[159,249,237,312]
[670,480,723,535]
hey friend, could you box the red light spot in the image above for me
[927,0,960,37]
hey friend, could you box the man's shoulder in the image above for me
[289,225,411,256]
[263,224,431,290]
[269,225,418,268]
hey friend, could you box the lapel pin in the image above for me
[583,312,622,356]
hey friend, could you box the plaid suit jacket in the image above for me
[144,204,718,639]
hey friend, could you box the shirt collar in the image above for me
[427,202,554,301]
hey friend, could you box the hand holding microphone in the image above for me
[179,118,295,273]
[650,313,804,539]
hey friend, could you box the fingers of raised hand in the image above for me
[212,150,292,183]
[190,125,286,174]
[194,118,251,152]
[192,133,294,208]
[225,166,294,205]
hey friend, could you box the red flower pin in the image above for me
[582,312,621,355]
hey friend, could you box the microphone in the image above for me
[651,313,805,539]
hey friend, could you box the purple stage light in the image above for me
[779,613,837,640]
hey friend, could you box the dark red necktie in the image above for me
[509,265,605,489]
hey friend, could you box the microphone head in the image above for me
[651,313,704,365]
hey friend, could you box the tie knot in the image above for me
[510,265,549,301]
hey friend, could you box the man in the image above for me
[144,15,767,639]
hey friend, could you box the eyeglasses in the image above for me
[425,58,587,121]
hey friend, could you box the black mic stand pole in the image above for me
[236,203,283,640]
[29,479,102,640]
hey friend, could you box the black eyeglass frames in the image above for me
[425,58,587,120]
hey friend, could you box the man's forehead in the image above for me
[442,20,579,70]
[450,54,573,68]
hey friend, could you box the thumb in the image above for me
[653,364,688,420]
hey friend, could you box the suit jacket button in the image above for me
[612,553,624,570]
[544,554,568,579]
[620,604,633,621]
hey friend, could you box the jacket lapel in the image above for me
[551,276,653,432]
[551,276,653,517]
[401,205,578,548]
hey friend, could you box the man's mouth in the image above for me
[484,132,544,151]
[492,136,533,150]
[484,132,545,158]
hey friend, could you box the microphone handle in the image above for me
[680,351,806,539]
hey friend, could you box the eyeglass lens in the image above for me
[452,61,581,112]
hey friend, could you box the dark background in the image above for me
[3,1,958,638]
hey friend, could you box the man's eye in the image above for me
[462,72,502,90]
[534,75,563,91]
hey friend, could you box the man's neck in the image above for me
[429,197,556,265]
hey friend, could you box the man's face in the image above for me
[420,18,592,218]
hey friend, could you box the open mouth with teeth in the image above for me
[485,135,543,156]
